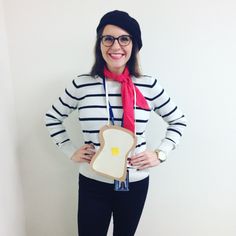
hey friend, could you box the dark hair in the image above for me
[90,28,142,78]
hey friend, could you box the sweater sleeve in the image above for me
[150,78,187,155]
[44,79,80,158]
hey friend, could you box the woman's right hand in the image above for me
[71,144,96,164]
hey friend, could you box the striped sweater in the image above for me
[44,74,187,183]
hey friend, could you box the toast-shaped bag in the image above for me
[90,125,137,181]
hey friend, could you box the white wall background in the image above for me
[0,0,25,235]
[2,0,236,235]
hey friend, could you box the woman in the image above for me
[45,10,187,236]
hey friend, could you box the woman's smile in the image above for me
[108,52,125,60]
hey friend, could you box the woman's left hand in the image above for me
[129,150,161,170]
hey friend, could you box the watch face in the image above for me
[158,151,166,161]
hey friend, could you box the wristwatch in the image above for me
[154,149,167,163]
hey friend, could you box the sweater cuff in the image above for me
[58,141,78,159]
[157,139,175,156]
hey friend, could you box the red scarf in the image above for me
[104,67,150,133]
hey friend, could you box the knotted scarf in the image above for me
[104,67,150,133]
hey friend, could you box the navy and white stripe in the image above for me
[44,74,187,183]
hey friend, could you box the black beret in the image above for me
[96,10,142,50]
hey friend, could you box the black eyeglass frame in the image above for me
[100,35,133,47]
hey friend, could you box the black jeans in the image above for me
[78,174,149,236]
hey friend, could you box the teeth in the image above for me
[109,53,123,59]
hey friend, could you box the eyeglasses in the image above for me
[100,35,132,47]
